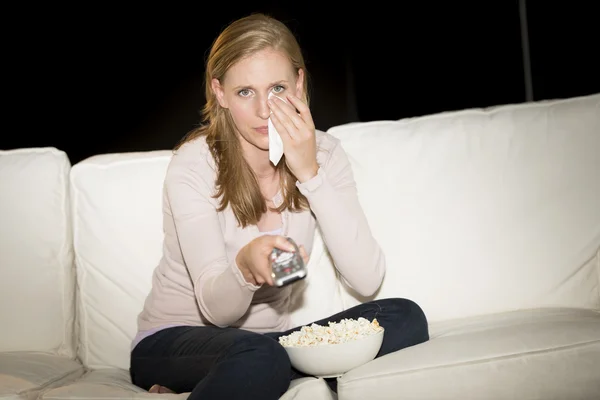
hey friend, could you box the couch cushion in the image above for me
[69,151,173,370]
[282,377,337,400]
[337,308,600,399]
[37,369,186,400]
[0,352,83,400]
[38,369,336,400]
[327,93,600,322]
[0,147,76,356]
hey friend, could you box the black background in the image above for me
[3,2,599,164]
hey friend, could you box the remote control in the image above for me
[270,237,307,287]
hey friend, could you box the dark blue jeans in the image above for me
[130,298,429,399]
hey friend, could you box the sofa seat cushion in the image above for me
[337,308,600,400]
[38,369,336,400]
[38,369,186,399]
[0,352,84,400]
[283,377,337,399]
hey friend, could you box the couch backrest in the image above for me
[68,93,599,369]
[326,93,600,322]
[0,147,76,357]
[69,151,171,369]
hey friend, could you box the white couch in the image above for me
[1,93,599,400]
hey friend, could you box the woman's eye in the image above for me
[273,85,285,94]
[238,89,251,97]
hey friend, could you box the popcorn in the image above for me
[278,317,383,347]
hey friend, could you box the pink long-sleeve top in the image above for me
[134,129,385,345]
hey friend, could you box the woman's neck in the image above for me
[241,148,279,200]
[240,139,278,181]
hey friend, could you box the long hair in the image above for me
[175,13,311,228]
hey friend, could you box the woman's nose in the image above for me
[258,96,271,119]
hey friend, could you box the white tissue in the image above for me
[268,92,285,166]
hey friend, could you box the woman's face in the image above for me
[212,48,304,157]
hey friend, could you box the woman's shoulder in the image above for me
[315,129,346,167]
[165,135,216,187]
[171,135,214,166]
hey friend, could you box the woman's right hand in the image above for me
[236,235,298,286]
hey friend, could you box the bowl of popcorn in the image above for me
[278,317,384,378]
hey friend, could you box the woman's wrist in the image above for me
[296,162,319,183]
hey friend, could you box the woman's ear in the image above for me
[295,68,305,99]
[211,78,228,108]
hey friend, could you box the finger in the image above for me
[269,97,303,134]
[270,93,299,117]
[268,101,298,141]
[243,271,258,286]
[263,270,274,287]
[286,94,315,130]
[273,235,296,253]
[255,257,273,286]
[268,109,294,143]
[254,273,267,285]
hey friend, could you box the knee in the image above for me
[380,298,429,342]
[248,334,290,364]
[397,298,428,322]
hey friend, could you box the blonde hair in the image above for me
[175,13,311,228]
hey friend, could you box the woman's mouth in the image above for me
[254,126,269,134]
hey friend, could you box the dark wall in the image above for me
[3,2,599,165]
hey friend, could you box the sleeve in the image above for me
[164,158,261,328]
[296,137,386,297]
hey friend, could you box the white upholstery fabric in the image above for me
[0,147,76,355]
[327,93,600,322]
[337,308,600,400]
[0,352,83,400]
[38,369,335,400]
[69,151,172,370]
[0,148,83,400]
[282,377,337,400]
[288,225,345,328]
[38,369,188,400]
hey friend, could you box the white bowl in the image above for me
[283,329,384,378]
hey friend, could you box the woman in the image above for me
[130,12,429,399]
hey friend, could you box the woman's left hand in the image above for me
[268,93,319,183]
